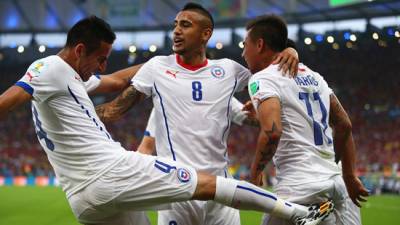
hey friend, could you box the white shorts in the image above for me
[67,151,198,225]
[157,169,240,225]
[261,175,361,225]
[158,200,240,225]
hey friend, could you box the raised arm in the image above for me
[250,97,282,185]
[0,86,32,119]
[95,85,145,123]
[329,94,368,207]
[89,64,143,95]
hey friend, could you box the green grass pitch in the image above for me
[0,186,398,225]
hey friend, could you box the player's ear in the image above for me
[202,28,212,43]
[256,38,265,53]
[74,43,85,58]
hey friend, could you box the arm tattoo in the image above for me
[96,86,144,123]
[256,122,281,173]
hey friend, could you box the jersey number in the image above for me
[33,106,55,151]
[192,81,202,101]
[299,92,332,146]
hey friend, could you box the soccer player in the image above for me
[0,16,332,225]
[96,3,312,225]
[242,15,369,224]
[138,98,258,154]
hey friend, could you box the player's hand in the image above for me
[242,101,257,120]
[343,175,369,207]
[272,47,299,77]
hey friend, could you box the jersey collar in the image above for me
[175,54,208,71]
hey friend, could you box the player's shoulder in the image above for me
[147,54,175,65]
[297,63,325,82]
[208,58,238,67]
[26,55,60,78]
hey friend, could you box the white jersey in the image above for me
[16,56,126,198]
[132,54,251,174]
[144,97,247,138]
[248,63,341,186]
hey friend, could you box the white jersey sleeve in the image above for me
[131,58,156,97]
[16,59,63,103]
[230,98,247,126]
[144,108,156,137]
[231,61,251,92]
[248,70,281,110]
[83,75,102,93]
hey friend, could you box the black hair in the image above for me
[286,38,297,51]
[65,15,116,55]
[246,15,288,52]
[182,2,214,30]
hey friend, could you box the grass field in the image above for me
[0,187,399,225]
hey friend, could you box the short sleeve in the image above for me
[16,59,60,103]
[144,109,156,137]
[131,59,156,97]
[230,98,246,126]
[231,61,251,92]
[84,74,101,93]
[248,73,281,110]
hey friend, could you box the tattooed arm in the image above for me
[329,94,368,207]
[96,86,145,123]
[250,97,282,185]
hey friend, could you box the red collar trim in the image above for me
[176,54,208,71]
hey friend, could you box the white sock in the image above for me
[214,177,308,221]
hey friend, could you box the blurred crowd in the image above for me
[1,37,399,193]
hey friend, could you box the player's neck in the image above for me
[176,52,207,70]
[256,52,279,73]
[57,48,78,72]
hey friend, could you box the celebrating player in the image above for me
[242,15,369,224]
[0,15,334,225]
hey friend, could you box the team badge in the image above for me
[211,66,225,78]
[177,168,191,183]
[250,81,259,95]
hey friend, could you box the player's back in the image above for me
[17,55,126,197]
[249,64,340,186]
[132,55,250,174]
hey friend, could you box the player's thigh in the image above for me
[158,201,205,225]
[205,201,241,225]
[110,152,198,210]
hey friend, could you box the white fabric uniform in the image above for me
[144,97,247,138]
[16,55,198,225]
[248,64,360,225]
[132,54,251,225]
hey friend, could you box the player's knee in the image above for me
[192,172,216,200]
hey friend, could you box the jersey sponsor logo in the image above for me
[177,168,191,183]
[250,81,259,95]
[165,70,178,78]
[211,66,225,78]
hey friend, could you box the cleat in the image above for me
[294,200,334,225]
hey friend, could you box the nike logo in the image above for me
[165,70,178,78]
